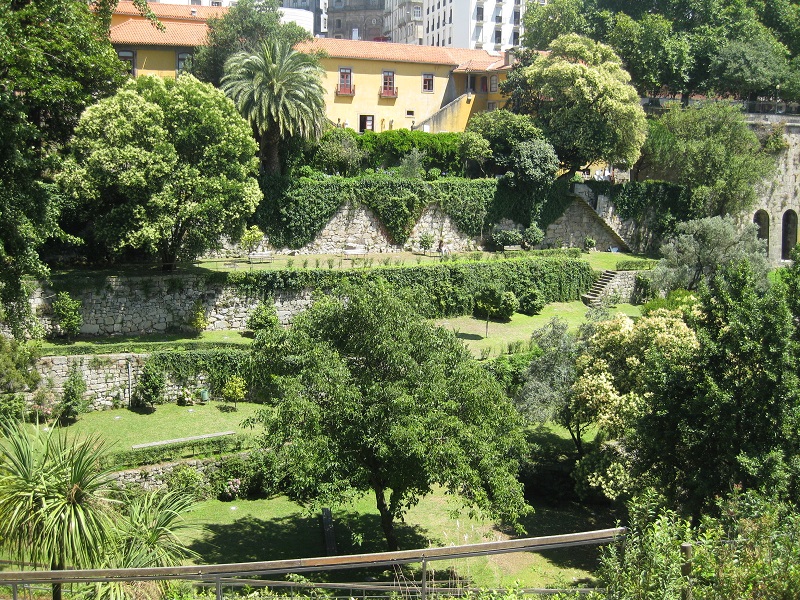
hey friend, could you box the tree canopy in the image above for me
[192,0,310,87]
[61,75,262,269]
[250,280,530,550]
[636,102,776,216]
[503,34,647,173]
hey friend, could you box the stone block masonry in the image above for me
[34,352,210,412]
[30,276,313,338]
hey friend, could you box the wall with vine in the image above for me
[255,174,539,249]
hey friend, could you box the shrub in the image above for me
[474,286,519,321]
[240,225,264,255]
[518,287,546,315]
[187,300,209,332]
[418,232,435,254]
[246,301,280,332]
[583,236,596,251]
[522,224,544,248]
[164,464,209,501]
[220,375,246,410]
[55,362,87,424]
[209,452,273,500]
[492,229,523,248]
[616,258,658,271]
[51,291,82,340]
[425,167,442,180]
[0,394,27,422]
[133,362,165,407]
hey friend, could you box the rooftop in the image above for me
[295,38,511,71]
[109,19,210,47]
[113,1,226,21]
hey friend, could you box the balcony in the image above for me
[379,86,398,98]
[336,84,355,96]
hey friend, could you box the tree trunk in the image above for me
[52,558,63,600]
[373,484,399,551]
[260,130,281,176]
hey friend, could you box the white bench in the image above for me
[248,251,274,263]
[503,245,523,252]
[131,430,236,450]
[342,246,367,258]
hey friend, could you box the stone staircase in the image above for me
[582,270,617,307]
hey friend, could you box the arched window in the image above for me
[782,210,797,260]
[754,210,769,248]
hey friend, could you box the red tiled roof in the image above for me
[296,38,510,71]
[113,1,227,21]
[109,18,210,47]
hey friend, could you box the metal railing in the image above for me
[0,528,625,600]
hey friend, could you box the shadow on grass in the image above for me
[126,405,156,415]
[455,333,483,341]
[189,513,323,564]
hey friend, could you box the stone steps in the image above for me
[582,270,617,307]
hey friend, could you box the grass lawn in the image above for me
[437,301,641,358]
[50,401,261,452]
[184,489,617,589]
[39,330,252,356]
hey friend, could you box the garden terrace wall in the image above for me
[36,255,593,338]
[33,352,212,411]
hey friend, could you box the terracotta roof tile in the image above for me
[109,19,210,47]
[113,1,227,21]
[296,38,509,71]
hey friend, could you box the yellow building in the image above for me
[109,1,223,78]
[108,4,511,132]
[296,38,511,133]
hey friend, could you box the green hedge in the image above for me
[255,174,536,249]
[225,255,594,318]
[616,259,658,271]
[103,432,252,470]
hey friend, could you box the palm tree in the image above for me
[0,423,114,600]
[222,40,326,175]
[94,491,199,600]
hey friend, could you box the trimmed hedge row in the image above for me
[255,174,537,249]
[226,254,595,318]
[102,432,252,470]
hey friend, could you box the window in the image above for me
[489,74,498,92]
[476,6,483,20]
[117,50,135,75]
[335,18,341,28]
[495,13,502,23]
[359,115,374,132]
[211,1,222,6]
[337,67,354,94]
[176,51,191,74]
[513,11,520,24]
[422,73,434,92]
[190,0,201,4]
[381,70,396,96]
[413,5,421,18]
[512,30,519,45]
[449,9,452,22]
[487,101,497,111]
[406,109,415,117]
[494,28,502,44]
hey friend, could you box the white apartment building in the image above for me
[383,0,423,44]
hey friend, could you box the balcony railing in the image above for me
[379,86,398,98]
[336,84,355,96]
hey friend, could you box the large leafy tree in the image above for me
[636,102,776,216]
[522,0,592,51]
[632,260,800,518]
[503,34,647,174]
[61,75,262,269]
[222,41,326,176]
[250,281,530,551]
[0,0,127,332]
[192,0,310,87]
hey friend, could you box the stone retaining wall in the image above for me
[600,271,638,304]
[30,277,313,338]
[33,352,215,412]
[110,457,218,490]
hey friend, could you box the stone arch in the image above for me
[782,209,798,260]
[753,210,769,248]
